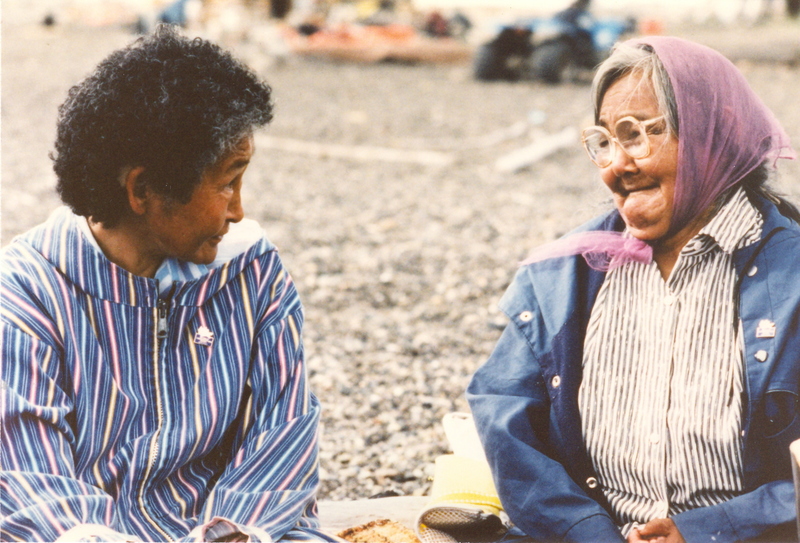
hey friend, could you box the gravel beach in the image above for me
[3,14,799,501]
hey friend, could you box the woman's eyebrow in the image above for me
[227,158,250,172]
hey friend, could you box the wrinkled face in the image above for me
[145,136,253,264]
[598,72,679,242]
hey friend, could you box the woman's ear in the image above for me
[122,166,149,215]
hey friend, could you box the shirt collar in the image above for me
[682,186,762,256]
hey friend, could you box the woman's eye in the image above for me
[647,121,666,135]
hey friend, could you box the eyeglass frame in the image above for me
[580,115,667,168]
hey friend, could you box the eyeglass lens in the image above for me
[583,118,650,166]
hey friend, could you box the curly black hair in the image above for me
[53,25,273,227]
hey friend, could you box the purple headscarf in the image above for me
[522,36,795,270]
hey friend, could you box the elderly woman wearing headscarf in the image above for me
[467,37,799,542]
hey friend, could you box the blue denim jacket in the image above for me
[467,196,800,542]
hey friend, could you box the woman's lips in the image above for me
[210,231,227,244]
[618,183,658,197]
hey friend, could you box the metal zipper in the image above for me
[139,286,174,542]
[157,297,169,344]
[151,295,168,469]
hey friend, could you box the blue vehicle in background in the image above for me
[473,0,636,83]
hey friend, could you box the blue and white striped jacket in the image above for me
[0,207,336,542]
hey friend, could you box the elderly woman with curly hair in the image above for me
[468,37,799,542]
[0,26,336,542]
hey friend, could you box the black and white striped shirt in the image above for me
[578,187,763,533]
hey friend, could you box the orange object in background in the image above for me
[639,18,664,35]
[283,23,472,64]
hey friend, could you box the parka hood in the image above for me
[6,206,276,308]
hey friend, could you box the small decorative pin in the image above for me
[755,319,776,339]
[194,326,215,346]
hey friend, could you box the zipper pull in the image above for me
[157,298,168,340]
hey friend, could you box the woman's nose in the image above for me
[607,140,638,176]
[227,186,244,223]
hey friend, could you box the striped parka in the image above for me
[0,207,336,542]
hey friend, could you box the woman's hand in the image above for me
[627,518,686,543]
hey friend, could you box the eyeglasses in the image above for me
[581,116,666,168]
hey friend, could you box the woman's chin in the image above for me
[186,244,219,266]
[623,221,669,243]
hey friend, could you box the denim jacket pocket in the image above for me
[760,390,799,439]
[752,390,800,482]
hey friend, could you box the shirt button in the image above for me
[551,375,561,388]
[754,350,768,362]
[662,294,675,306]
[586,477,598,489]
[747,266,758,277]
[649,433,660,444]
[519,311,533,322]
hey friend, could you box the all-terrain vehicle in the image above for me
[473,0,635,83]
